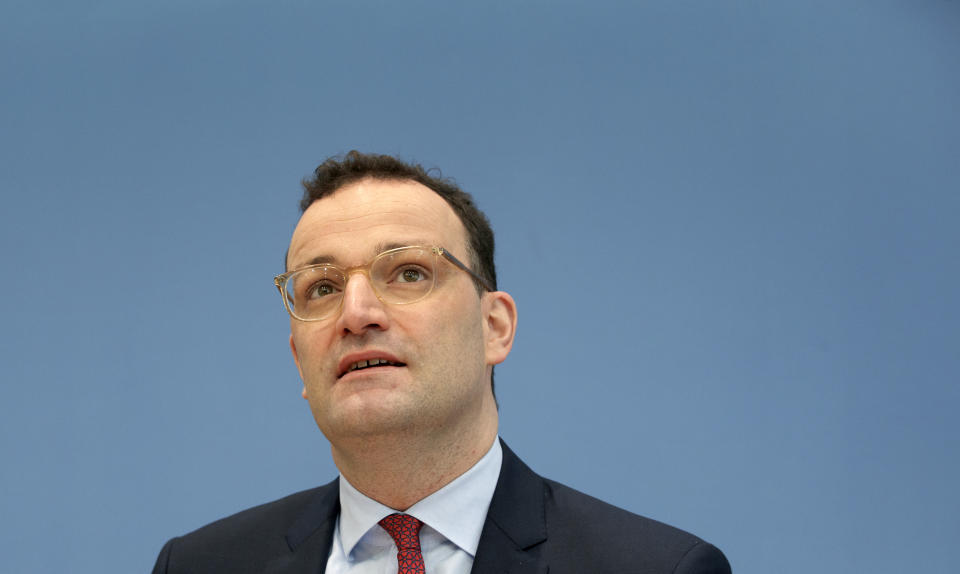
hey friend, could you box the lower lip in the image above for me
[338,365,404,381]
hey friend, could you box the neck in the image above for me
[330,411,498,511]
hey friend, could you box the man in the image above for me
[152,151,731,573]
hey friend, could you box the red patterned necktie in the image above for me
[378,513,426,574]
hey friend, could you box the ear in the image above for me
[289,334,307,399]
[482,291,518,366]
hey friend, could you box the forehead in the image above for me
[288,178,468,269]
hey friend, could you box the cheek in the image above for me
[428,307,486,369]
[291,327,335,374]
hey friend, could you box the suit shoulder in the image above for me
[181,485,329,542]
[542,478,731,573]
[154,482,337,573]
[542,477,696,542]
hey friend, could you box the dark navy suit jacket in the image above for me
[152,441,731,573]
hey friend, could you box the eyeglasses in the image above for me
[274,245,493,322]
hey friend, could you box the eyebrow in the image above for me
[302,254,335,266]
[296,240,433,269]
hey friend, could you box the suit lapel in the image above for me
[260,443,550,574]
[471,441,549,574]
[265,478,340,574]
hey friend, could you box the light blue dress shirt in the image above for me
[324,438,503,574]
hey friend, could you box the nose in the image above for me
[335,271,389,336]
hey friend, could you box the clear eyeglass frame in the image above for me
[274,245,493,322]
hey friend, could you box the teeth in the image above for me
[348,358,395,372]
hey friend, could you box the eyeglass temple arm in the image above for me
[438,248,495,292]
[273,276,295,307]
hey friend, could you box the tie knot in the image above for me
[378,513,424,551]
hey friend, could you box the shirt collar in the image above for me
[337,437,503,558]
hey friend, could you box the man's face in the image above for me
[286,178,495,442]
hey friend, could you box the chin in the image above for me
[317,401,420,439]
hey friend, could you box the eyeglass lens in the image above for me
[284,247,439,320]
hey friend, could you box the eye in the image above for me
[396,266,428,283]
[307,281,338,298]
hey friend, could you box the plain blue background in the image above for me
[1,1,958,572]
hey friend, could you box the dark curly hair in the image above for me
[298,151,497,293]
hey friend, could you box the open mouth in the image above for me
[340,358,406,378]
